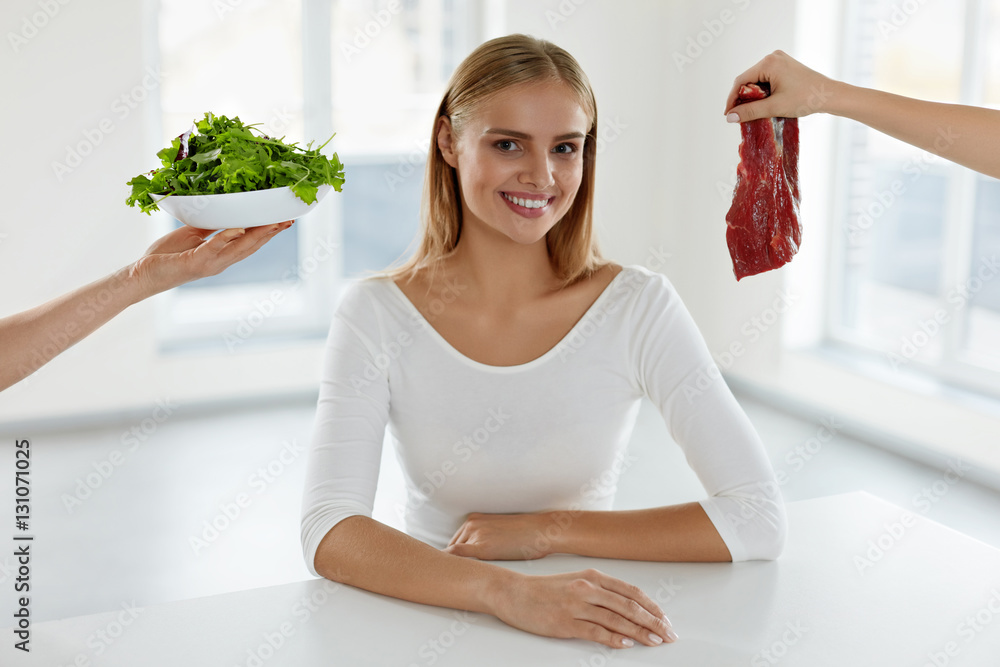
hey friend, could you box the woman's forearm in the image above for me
[313,515,515,614]
[446,502,737,563]
[313,515,678,648]
[0,265,145,391]
[825,81,1000,179]
[538,503,732,562]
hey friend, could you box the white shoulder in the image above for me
[614,264,683,312]
[333,275,394,318]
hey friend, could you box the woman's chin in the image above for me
[503,223,557,247]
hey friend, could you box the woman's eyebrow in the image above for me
[483,128,586,141]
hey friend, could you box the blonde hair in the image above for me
[382,34,605,287]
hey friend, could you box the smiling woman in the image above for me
[300,33,785,651]
[440,82,588,244]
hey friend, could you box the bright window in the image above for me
[153,0,491,349]
[830,0,1000,397]
[329,0,486,276]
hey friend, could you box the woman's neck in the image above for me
[447,222,561,307]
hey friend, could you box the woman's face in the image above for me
[438,80,591,247]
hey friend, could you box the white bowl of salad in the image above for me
[150,185,333,230]
[127,112,344,229]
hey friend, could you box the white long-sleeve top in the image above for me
[300,265,786,576]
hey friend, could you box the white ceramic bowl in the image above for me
[151,184,333,230]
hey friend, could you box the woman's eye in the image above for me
[553,143,577,154]
[496,139,518,151]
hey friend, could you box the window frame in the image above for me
[826,0,1000,400]
[150,0,496,353]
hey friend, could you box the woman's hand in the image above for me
[724,50,837,122]
[446,511,560,560]
[487,568,678,649]
[128,221,293,299]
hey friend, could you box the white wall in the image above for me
[7,0,786,428]
[504,0,797,371]
[0,0,808,425]
[3,0,998,477]
[504,0,1000,483]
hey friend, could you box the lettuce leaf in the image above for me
[126,112,345,214]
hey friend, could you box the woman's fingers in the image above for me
[725,61,769,113]
[595,570,672,629]
[576,570,676,646]
[143,225,214,255]
[569,619,640,650]
[488,569,677,650]
[726,98,777,123]
[724,50,830,120]
[724,50,782,114]
[442,542,480,559]
[237,221,293,255]
[578,604,659,647]
[130,221,294,296]
[447,519,472,547]
[198,221,291,274]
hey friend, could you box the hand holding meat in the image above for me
[724,50,833,122]
[726,82,802,280]
[726,50,1000,179]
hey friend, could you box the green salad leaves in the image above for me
[126,112,345,214]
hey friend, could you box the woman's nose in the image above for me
[518,151,555,189]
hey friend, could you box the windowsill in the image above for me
[813,344,1000,420]
[725,344,1000,492]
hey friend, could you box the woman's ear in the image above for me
[437,116,459,168]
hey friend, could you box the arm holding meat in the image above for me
[725,50,1000,179]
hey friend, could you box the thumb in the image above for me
[443,543,481,559]
[727,99,774,123]
[207,227,247,247]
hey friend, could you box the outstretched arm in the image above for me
[724,50,1000,179]
[0,222,290,391]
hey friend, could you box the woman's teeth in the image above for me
[502,193,550,209]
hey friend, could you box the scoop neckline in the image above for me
[382,266,633,373]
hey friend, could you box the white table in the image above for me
[6,492,1000,666]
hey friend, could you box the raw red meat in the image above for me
[725,83,801,280]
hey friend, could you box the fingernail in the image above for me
[621,637,634,648]
[665,628,679,642]
[648,633,663,645]
[726,112,740,123]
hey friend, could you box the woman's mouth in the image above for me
[500,192,554,217]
